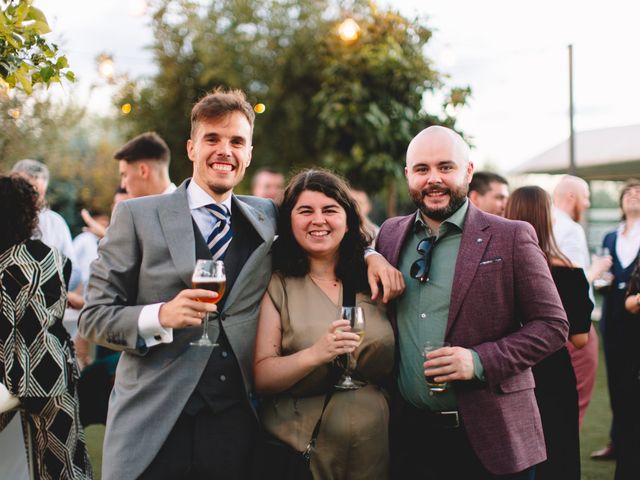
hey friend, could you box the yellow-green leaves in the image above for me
[1,0,73,94]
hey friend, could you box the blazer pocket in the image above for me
[477,257,504,273]
[498,370,535,393]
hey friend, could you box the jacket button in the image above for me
[220,313,227,321]
[221,351,228,358]
[219,375,226,382]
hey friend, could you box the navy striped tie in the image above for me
[205,204,232,261]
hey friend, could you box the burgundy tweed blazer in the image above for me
[376,203,569,475]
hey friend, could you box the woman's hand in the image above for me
[625,293,640,314]
[309,319,360,365]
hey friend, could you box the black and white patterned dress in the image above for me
[0,239,92,479]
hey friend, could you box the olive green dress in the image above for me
[259,273,394,480]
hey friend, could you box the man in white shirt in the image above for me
[115,131,177,198]
[552,175,612,431]
[12,159,81,291]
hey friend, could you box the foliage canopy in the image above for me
[0,0,74,94]
[117,0,470,200]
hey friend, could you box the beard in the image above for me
[409,181,469,222]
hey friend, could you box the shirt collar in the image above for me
[552,207,573,224]
[187,179,233,215]
[413,199,469,236]
[163,182,177,195]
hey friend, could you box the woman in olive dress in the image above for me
[254,170,394,480]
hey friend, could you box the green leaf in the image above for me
[13,68,32,94]
[56,55,68,68]
[30,20,51,35]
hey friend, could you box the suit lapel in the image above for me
[446,205,490,337]
[221,196,271,309]
[159,184,196,288]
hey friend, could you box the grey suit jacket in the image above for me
[79,181,277,480]
[376,204,569,475]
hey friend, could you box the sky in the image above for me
[36,0,640,173]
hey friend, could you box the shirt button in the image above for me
[221,351,228,358]
[420,313,427,319]
[219,375,226,382]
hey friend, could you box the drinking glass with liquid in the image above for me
[423,341,450,394]
[190,259,226,347]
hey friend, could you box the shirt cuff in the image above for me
[470,349,486,382]
[138,303,173,347]
[364,247,381,259]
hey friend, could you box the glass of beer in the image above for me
[423,341,450,394]
[190,259,226,347]
[335,306,366,390]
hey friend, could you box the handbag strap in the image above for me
[303,276,357,460]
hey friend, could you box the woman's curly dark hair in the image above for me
[273,169,372,293]
[0,174,41,252]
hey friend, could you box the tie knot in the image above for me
[206,203,230,221]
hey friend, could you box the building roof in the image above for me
[511,124,640,180]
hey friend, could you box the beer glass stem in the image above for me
[201,312,210,342]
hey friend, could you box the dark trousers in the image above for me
[390,396,536,480]
[138,402,258,480]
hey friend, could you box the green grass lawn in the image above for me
[84,341,618,480]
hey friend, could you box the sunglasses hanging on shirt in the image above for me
[410,236,438,283]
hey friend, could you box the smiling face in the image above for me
[622,185,640,218]
[187,111,253,202]
[405,127,473,225]
[291,190,348,260]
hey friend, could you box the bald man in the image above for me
[376,126,568,478]
[553,176,612,435]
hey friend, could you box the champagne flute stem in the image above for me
[344,352,351,379]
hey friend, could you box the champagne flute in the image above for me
[190,260,226,347]
[335,306,365,390]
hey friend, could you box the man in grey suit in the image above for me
[80,88,402,480]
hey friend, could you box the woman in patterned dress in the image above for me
[0,173,92,479]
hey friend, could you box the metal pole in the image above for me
[568,44,576,175]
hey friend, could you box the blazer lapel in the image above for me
[387,215,416,267]
[446,205,490,337]
[159,183,196,288]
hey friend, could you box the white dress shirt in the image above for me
[615,220,640,268]
[35,208,81,290]
[552,207,590,269]
[72,231,100,290]
[138,181,232,347]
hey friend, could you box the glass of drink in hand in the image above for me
[190,259,226,347]
[423,341,450,394]
[593,247,614,290]
[335,306,365,390]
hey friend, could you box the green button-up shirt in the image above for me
[396,200,484,410]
